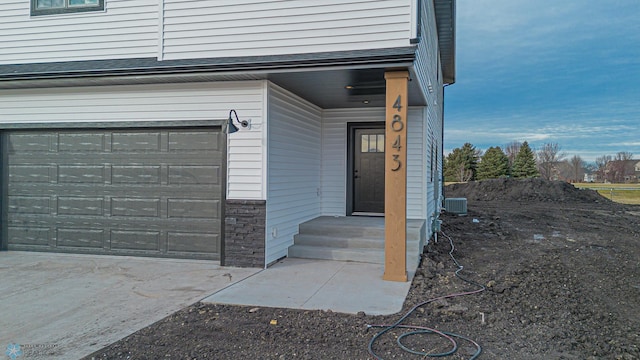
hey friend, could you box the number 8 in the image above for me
[391,115,404,132]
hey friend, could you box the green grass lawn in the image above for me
[574,183,640,205]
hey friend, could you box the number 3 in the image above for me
[391,154,401,171]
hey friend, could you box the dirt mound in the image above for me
[445,178,607,203]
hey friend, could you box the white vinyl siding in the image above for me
[413,0,444,234]
[266,83,322,265]
[0,0,158,64]
[0,81,266,200]
[320,107,424,219]
[406,107,426,218]
[162,0,413,60]
[1,0,414,65]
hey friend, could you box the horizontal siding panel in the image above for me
[265,83,322,265]
[0,45,157,64]
[165,22,407,44]
[164,0,407,22]
[163,0,412,60]
[164,34,406,57]
[1,22,157,43]
[164,11,408,30]
[0,9,157,31]
[0,81,267,200]
[0,0,157,64]
[1,92,264,108]
[164,0,404,13]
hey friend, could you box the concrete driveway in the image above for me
[0,251,259,360]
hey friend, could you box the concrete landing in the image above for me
[203,258,413,315]
[0,251,259,360]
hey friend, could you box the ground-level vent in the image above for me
[445,198,467,215]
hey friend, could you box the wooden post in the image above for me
[383,71,408,282]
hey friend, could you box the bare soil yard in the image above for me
[86,178,640,359]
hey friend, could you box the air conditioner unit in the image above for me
[445,198,467,215]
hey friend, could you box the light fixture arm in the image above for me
[229,110,249,129]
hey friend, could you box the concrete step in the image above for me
[288,244,423,266]
[288,245,384,264]
[298,216,424,240]
[293,233,385,249]
[293,233,422,251]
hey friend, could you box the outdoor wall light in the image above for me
[228,109,249,133]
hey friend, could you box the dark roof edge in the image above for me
[0,47,417,82]
[434,0,456,84]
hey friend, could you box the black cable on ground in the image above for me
[367,230,486,359]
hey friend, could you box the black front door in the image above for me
[352,127,385,214]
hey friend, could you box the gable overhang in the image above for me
[434,0,456,85]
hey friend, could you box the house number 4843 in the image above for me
[390,95,403,171]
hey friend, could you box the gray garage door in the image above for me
[3,128,223,260]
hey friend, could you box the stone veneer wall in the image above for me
[223,200,266,268]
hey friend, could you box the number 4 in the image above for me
[393,95,402,112]
[392,135,402,150]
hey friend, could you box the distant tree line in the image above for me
[444,141,636,183]
[444,141,539,182]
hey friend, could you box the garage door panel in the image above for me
[167,199,220,219]
[111,198,161,217]
[57,197,104,216]
[9,165,51,183]
[8,227,50,246]
[8,134,54,152]
[58,133,106,152]
[57,228,104,248]
[168,166,221,185]
[5,128,224,260]
[8,196,51,215]
[167,232,219,254]
[111,230,161,251]
[168,131,220,151]
[111,132,161,152]
[58,166,106,183]
[111,166,161,184]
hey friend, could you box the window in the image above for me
[31,0,104,15]
[361,134,384,153]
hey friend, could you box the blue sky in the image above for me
[444,0,640,162]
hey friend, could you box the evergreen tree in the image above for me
[511,141,539,178]
[477,146,510,180]
[444,143,481,182]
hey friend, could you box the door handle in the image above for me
[354,169,359,179]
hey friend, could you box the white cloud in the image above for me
[618,142,640,147]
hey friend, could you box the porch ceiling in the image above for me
[268,68,426,109]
